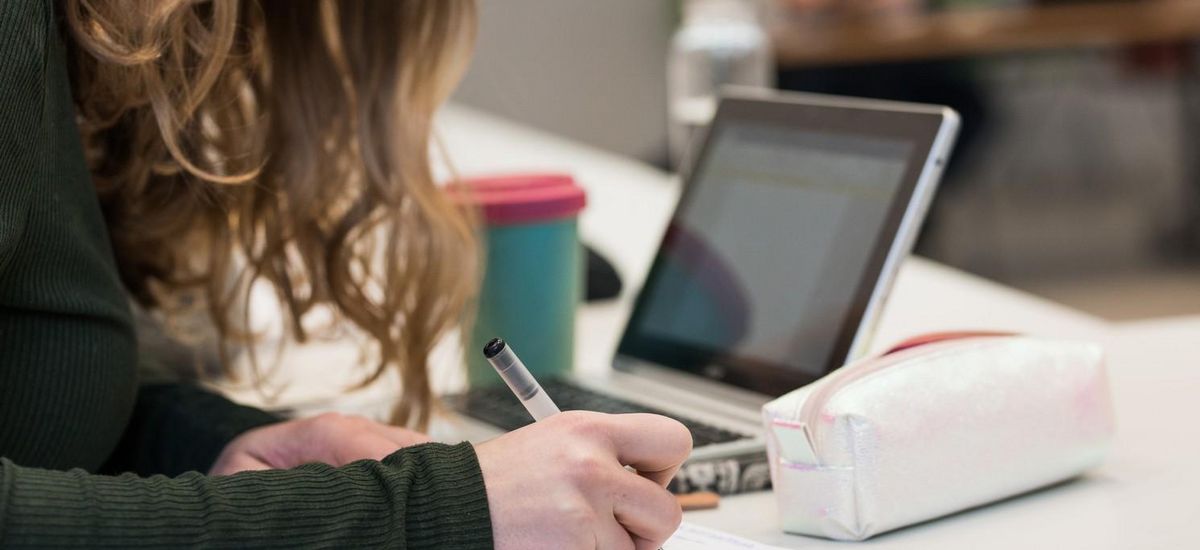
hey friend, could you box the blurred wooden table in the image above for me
[773,0,1200,68]
[774,0,1200,259]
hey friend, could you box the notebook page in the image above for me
[664,522,791,550]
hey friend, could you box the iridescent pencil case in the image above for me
[762,334,1115,541]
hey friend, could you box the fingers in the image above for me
[305,413,433,466]
[598,413,693,487]
[479,411,690,549]
[327,431,404,465]
[610,470,684,547]
[367,423,433,448]
[313,413,430,449]
[595,515,637,550]
[210,452,272,476]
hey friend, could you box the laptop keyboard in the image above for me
[446,378,750,448]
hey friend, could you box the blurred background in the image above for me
[453,0,1200,321]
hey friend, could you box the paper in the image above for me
[663,522,789,550]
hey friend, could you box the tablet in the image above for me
[616,90,960,395]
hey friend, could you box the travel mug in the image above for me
[452,173,587,386]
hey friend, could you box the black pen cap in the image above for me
[483,338,507,359]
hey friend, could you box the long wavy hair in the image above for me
[63,0,480,428]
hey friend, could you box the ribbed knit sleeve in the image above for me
[0,442,494,548]
[0,1,44,276]
[100,384,282,477]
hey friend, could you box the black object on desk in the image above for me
[584,244,622,301]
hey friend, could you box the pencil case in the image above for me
[761,334,1115,541]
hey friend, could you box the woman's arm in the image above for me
[0,443,493,548]
[98,383,281,477]
[106,314,431,477]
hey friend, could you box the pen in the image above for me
[481,336,635,472]
[482,337,677,548]
[482,338,561,420]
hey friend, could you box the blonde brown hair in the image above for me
[63,0,480,428]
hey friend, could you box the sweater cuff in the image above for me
[387,442,493,549]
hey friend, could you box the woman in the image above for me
[0,1,691,548]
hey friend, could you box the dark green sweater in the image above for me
[0,2,492,547]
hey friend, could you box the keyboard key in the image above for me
[445,379,749,447]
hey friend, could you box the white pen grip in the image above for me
[487,343,562,421]
[522,390,561,421]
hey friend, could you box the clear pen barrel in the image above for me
[487,346,560,420]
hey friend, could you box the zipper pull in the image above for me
[770,419,820,465]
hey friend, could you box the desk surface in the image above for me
[773,0,1200,68]
[437,104,1200,548]
[689,316,1200,549]
[227,104,1200,548]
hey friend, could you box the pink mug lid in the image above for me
[448,173,586,226]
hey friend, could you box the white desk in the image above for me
[227,104,1200,548]
[438,105,1200,548]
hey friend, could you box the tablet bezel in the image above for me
[615,90,960,396]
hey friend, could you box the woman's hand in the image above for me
[210,412,432,475]
[475,411,693,550]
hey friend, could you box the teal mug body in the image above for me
[454,174,586,386]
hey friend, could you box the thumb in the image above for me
[210,452,272,476]
[368,423,433,449]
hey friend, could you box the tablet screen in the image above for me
[618,95,950,395]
